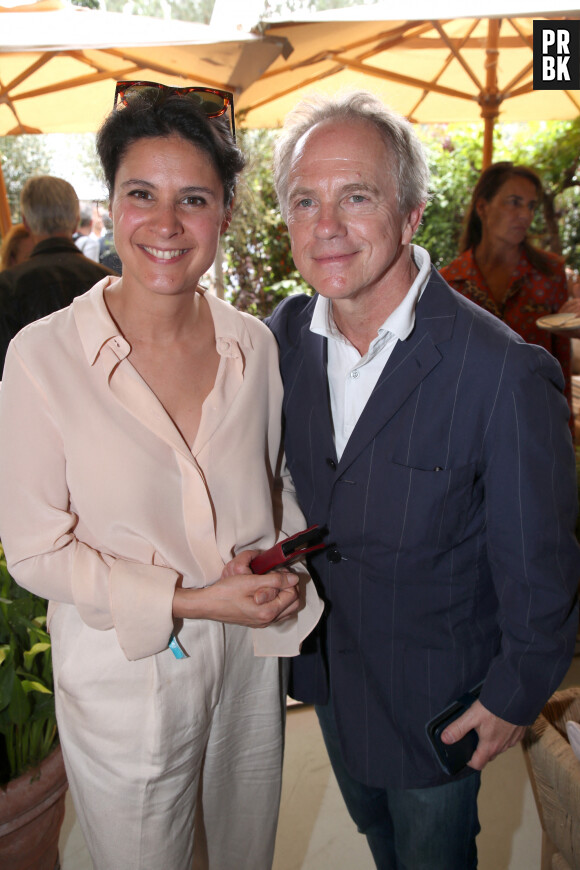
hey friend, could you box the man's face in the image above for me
[286,119,423,308]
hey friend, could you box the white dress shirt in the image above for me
[310,244,432,459]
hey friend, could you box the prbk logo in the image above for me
[533,21,580,90]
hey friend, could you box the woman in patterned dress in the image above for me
[440,161,580,409]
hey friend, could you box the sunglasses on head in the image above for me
[114,80,236,140]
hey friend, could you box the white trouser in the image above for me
[51,604,286,870]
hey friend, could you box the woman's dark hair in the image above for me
[96,91,245,208]
[459,161,555,275]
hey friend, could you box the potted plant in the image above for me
[0,542,68,870]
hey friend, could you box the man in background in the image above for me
[267,92,579,869]
[73,203,101,262]
[0,176,117,375]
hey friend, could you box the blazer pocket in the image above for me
[379,459,480,550]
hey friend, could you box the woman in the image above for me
[0,83,321,870]
[440,162,579,408]
[0,221,34,270]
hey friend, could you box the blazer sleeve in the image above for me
[480,339,580,725]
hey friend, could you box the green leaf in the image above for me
[20,680,52,696]
[8,678,30,725]
[0,662,15,712]
[23,642,51,672]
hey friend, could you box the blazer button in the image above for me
[327,547,342,563]
[326,458,337,470]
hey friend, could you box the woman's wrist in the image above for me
[172,584,207,620]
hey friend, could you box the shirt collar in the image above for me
[311,244,432,345]
[30,236,81,258]
[73,279,254,368]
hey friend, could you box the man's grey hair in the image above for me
[78,203,94,229]
[20,175,80,236]
[273,91,430,222]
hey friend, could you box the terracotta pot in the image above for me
[0,744,68,870]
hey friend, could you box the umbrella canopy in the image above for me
[240,1,580,166]
[0,3,290,135]
[0,1,290,233]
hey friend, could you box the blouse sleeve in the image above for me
[0,343,178,660]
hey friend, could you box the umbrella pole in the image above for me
[479,18,502,170]
[482,111,497,170]
[0,157,12,237]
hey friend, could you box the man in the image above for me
[0,176,117,374]
[74,203,101,262]
[268,92,580,868]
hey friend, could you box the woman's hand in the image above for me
[222,549,258,577]
[566,268,580,299]
[222,549,294,607]
[555,298,580,338]
[558,297,580,315]
[172,570,300,629]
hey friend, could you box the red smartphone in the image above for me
[250,525,325,574]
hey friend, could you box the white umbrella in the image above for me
[240,1,580,166]
[0,0,291,232]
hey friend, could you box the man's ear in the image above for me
[402,202,426,246]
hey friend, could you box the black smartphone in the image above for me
[426,683,483,775]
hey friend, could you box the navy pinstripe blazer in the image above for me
[268,267,580,789]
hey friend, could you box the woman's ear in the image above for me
[221,210,232,235]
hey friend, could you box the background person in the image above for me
[264,92,579,870]
[0,222,35,271]
[99,212,122,273]
[73,202,101,262]
[0,83,321,870]
[440,161,580,410]
[0,175,118,375]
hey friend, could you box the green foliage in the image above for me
[416,120,580,271]
[0,137,52,222]
[97,0,215,22]
[500,119,580,268]
[263,0,381,14]
[223,129,310,318]
[414,126,483,269]
[0,545,56,785]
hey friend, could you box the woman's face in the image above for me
[110,134,229,298]
[476,176,538,249]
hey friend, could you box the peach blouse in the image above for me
[0,278,322,660]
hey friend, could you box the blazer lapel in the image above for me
[338,271,457,471]
[296,309,339,464]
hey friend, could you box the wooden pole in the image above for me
[0,157,12,238]
[479,18,502,169]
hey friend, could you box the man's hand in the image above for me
[441,699,526,771]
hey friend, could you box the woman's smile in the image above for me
[140,245,190,261]
[111,134,228,299]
